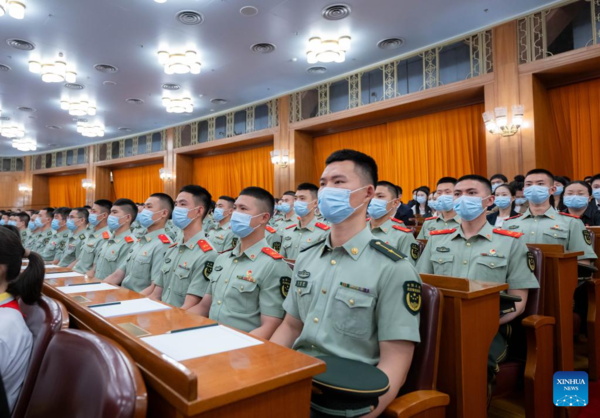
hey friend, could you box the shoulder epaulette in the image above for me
[168,243,178,248]
[315,222,330,231]
[429,228,456,236]
[102,231,110,239]
[78,234,86,240]
[391,217,405,224]
[506,214,523,220]
[559,212,580,219]
[300,238,326,253]
[262,247,283,259]
[285,224,297,230]
[369,239,405,262]
[392,225,412,233]
[158,234,171,244]
[124,236,134,244]
[425,216,438,221]
[198,239,213,252]
[493,228,524,238]
[265,225,276,234]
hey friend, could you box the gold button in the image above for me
[491,263,495,267]
[234,259,238,263]
[311,345,316,349]
[351,247,359,255]
[553,234,557,237]
[217,300,221,305]
[349,299,355,306]
[438,259,442,263]
[240,285,244,290]
[531,232,535,235]
[322,289,327,294]
[534,219,538,222]
[297,288,301,294]
[462,260,467,265]
[313,318,319,323]
[466,243,471,247]
[225,279,228,284]
[331,260,336,265]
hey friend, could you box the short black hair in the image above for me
[218,195,236,207]
[325,149,378,186]
[377,181,399,199]
[419,185,431,195]
[584,176,593,182]
[554,176,568,187]
[565,181,592,195]
[41,207,55,219]
[73,207,89,223]
[591,174,600,184]
[180,185,212,221]
[54,207,71,221]
[239,187,275,217]
[83,205,91,210]
[296,183,319,199]
[494,183,515,196]
[113,198,137,222]
[457,174,492,194]
[395,185,403,196]
[437,177,457,186]
[16,212,30,225]
[526,168,555,183]
[150,193,174,216]
[514,175,525,182]
[490,174,508,183]
[94,199,113,214]
[282,190,296,198]
[509,181,524,192]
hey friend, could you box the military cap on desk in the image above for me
[311,356,389,417]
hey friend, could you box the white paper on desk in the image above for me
[90,298,171,318]
[141,325,263,361]
[57,283,118,294]
[44,271,85,279]
[45,265,62,270]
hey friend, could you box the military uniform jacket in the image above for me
[19,229,31,245]
[265,225,282,252]
[203,216,216,233]
[73,226,111,274]
[369,218,420,266]
[121,228,171,292]
[94,230,135,280]
[206,221,235,253]
[24,230,40,250]
[416,222,540,290]
[204,238,292,333]
[154,231,218,308]
[31,229,55,255]
[58,230,88,267]
[40,230,69,262]
[417,214,462,240]
[281,217,330,260]
[283,227,422,366]
[274,216,297,236]
[502,207,597,261]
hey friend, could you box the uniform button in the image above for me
[553,234,557,237]
[225,279,228,284]
[217,300,222,305]
[349,299,355,306]
[311,344,316,349]
[491,263,495,267]
[463,260,467,265]
[534,219,538,222]
[240,285,244,290]
[322,289,327,294]
[313,317,319,323]
[331,260,336,265]
[438,259,442,263]
[531,232,535,235]
[297,289,302,294]
[295,245,298,248]
[234,259,238,263]
[466,243,471,247]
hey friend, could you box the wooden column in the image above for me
[274,96,291,196]
[164,127,176,198]
[85,145,95,205]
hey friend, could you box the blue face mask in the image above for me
[88,213,101,226]
[279,203,291,214]
[274,204,282,212]
[318,186,368,225]
[0,220,5,226]
[28,221,37,231]
[367,198,391,220]
[563,195,589,209]
[453,196,486,221]
[416,196,427,205]
[436,195,454,212]
[231,211,264,238]
[7,220,17,226]
[553,186,564,196]
[35,217,44,227]
[107,215,127,231]
[593,189,600,200]
[138,209,159,228]
[67,219,78,231]
[515,197,527,205]
[524,185,550,204]
[491,183,501,193]
[494,196,512,209]
[172,206,199,230]
[428,200,438,211]
[51,219,62,231]
[213,207,226,222]
[294,201,314,218]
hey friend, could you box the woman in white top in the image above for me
[0,226,45,413]
[486,183,518,227]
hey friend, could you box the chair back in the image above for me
[523,246,544,316]
[24,329,147,418]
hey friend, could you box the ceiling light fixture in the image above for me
[154,0,167,3]
[0,1,26,19]
[162,95,193,113]
[12,138,36,151]
[60,99,97,116]
[157,50,201,74]
[82,179,94,189]
[482,105,524,137]
[0,125,24,138]
[29,59,77,83]
[306,36,351,64]
[77,122,104,137]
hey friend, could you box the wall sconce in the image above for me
[482,105,524,137]
[270,150,289,168]
[18,183,31,193]
[82,178,94,190]
[159,168,173,182]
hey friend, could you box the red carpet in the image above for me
[579,379,600,417]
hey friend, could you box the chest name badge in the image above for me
[295,280,308,288]
[508,225,520,230]
[436,247,450,253]
[214,265,223,271]
[297,270,311,278]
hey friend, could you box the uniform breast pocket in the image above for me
[172,267,191,296]
[331,287,375,339]
[543,229,568,243]
[227,280,259,314]
[65,245,76,255]
[431,255,454,276]
[474,257,508,283]
[133,255,151,276]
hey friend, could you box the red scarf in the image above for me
[0,298,23,315]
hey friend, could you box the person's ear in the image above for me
[391,197,401,209]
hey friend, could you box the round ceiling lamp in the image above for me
[12,138,36,151]
[77,122,104,137]
[60,99,97,116]
[306,36,351,64]
[29,59,77,83]
[0,125,24,138]
[0,1,26,19]
[157,50,201,75]
[162,96,193,113]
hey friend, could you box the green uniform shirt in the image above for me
[73,226,111,274]
[19,229,31,245]
[206,221,235,253]
[40,230,69,262]
[274,216,297,236]
[265,226,282,252]
[502,207,597,261]
[416,222,540,290]
[121,228,171,292]
[24,229,40,250]
[282,227,421,366]
[369,218,420,266]
[417,214,462,240]
[205,238,291,333]
[281,217,330,260]
[58,230,88,267]
[165,219,182,242]
[203,215,216,232]
[94,230,135,280]
[31,229,55,255]
[155,231,218,307]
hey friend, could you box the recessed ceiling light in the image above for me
[211,98,227,105]
[18,106,35,112]
[126,98,144,105]
[176,10,204,25]
[240,6,258,16]
[46,125,62,130]
[103,80,117,86]
[94,64,118,73]
[162,83,180,90]
[377,37,405,50]
[322,4,351,20]
[198,94,204,98]
[307,66,327,75]
[6,38,35,50]
[291,57,298,62]
[251,43,276,54]
[65,83,84,90]
[0,64,11,72]
[118,127,132,132]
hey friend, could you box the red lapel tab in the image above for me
[102,231,110,240]
[425,216,438,221]
[493,228,524,238]
[315,222,330,231]
[392,225,412,233]
[285,224,297,230]
[506,214,523,220]
[559,212,580,219]
[429,228,456,236]
[158,234,171,244]
[391,217,405,224]
[262,247,283,259]
[265,225,276,234]
[168,243,178,249]
[124,236,134,244]
[197,239,213,252]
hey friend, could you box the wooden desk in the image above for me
[586,227,600,381]
[43,274,325,418]
[420,274,507,418]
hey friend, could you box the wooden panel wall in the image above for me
[0,172,26,209]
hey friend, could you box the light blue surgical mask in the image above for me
[172,206,199,230]
[491,183,501,193]
[318,186,368,225]
[213,207,226,222]
[416,196,427,205]
[7,220,17,226]
[107,214,127,231]
[28,221,37,231]
[138,209,159,228]
[279,203,291,214]
[453,196,487,221]
[494,196,512,209]
[88,213,101,226]
[67,219,78,231]
[230,211,264,238]
[0,220,5,226]
[515,198,527,205]
[553,186,564,196]
[274,204,282,212]
[524,185,550,204]
[563,195,589,209]
[294,201,314,218]
[593,189,600,200]
[51,219,61,231]
[436,195,455,212]
[367,198,391,220]
[35,217,44,227]
[428,200,438,211]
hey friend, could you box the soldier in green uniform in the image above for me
[416,174,539,397]
[73,200,112,274]
[271,150,421,417]
[24,212,40,250]
[417,177,462,240]
[40,207,72,264]
[202,200,217,232]
[147,185,218,308]
[368,181,420,265]
[13,212,31,245]
[190,186,292,340]
[58,207,89,268]
[131,202,146,239]
[105,193,173,292]
[91,199,137,280]
[31,208,55,255]
[281,183,330,260]
[503,169,597,264]
[205,196,236,253]
[273,191,296,234]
